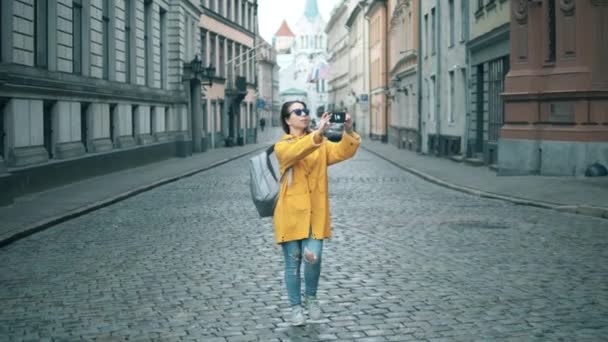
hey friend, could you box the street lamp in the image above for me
[191,55,215,86]
[188,54,216,154]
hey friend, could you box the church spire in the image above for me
[304,0,320,22]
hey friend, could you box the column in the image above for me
[191,80,203,152]
[52,101,86,159]
[152,106,169,142]
[86,104,113,153]
[133,105,154,145]
[4,99,48,167]
[113,104,136,148]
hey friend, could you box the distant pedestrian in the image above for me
[260,117,266,132]
[273,100,360,326]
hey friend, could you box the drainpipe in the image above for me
[435,0,442,156]
[384,2,389,143]
[416,0,422,153]
[462,0,471,157]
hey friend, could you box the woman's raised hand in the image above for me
[317,112,332,134]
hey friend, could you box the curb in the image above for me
[0,147,268,249]
[362,146,608,221]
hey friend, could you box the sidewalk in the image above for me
[363,140,608,220]
[0,128,284,247]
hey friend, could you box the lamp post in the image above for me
[189,54,215,153]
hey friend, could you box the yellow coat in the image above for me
[273,130,361,243]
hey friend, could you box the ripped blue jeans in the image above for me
[281,229,324,306]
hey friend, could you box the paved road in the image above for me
[1,150,607,341]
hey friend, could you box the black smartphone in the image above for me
[330,112,346,124]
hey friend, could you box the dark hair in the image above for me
[280,100,308,134]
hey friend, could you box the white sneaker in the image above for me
[307,297,322,321]
[290,305,306,326]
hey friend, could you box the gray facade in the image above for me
[467,23,509,166]
[0,0,203,204]
[419,0,469,156]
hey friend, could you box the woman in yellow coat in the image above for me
[274,100,360,325]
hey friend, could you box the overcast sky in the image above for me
[258,0,340,44]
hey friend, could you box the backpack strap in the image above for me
[267,139,294,185]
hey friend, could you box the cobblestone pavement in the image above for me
[1,150,607,341]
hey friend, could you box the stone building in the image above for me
[200,0,258,148]
[345,0,371,137]
[387,0,418,150]
[500,0,608,176]
[256,37,279,128]
[325,0,356,114]
[419,0,468,156]
[466,0,510,167]
[366,0,389,142]
[0,0,202,204]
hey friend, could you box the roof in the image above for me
[274,20,295,37]
[280,88,308,95]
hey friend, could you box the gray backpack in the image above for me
[249,145,292,217]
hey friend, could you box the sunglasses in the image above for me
[289,108,310,116]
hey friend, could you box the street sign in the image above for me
[256,98,266,109]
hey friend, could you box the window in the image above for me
[150,106,155,136]
[219,37,225,77]
[35,0,48,67]
[546,0,556,63]
[431,8,436,55]
[424,14,428,57]
[461,0,466,41]
[449,71,455,122]
[0,103,5,159]
[102,0,110,79]
[217,0,223,15]
[408,12,412,49]
[248,4,252,30]
[131,105,137,137]
[201,30,207,67]
[73,0,83,74]
[241,1,245,26]
[227,0,232,20]
[235,0,240,23]
[236,44,241,77]
[449,0,455,47]
[110,103,117,143]
[209,0,215,12]
[210,34,217,73]
[430,76,436,121]
[81,103,90,151]
[227,40,232,80]
[43,101,54,158]
[160,8,167,89]
[144,0,153,86]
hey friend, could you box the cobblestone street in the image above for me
[1,149,607,341]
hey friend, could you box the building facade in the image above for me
[419,0,468,156]
[366,0,389,142]
[500,0,608,176]
[275,0,329,116]
[387,0,418,150]
[326,0,355,113]
[345,1,371,137]
[257,37,278,128]
[0,0,202,204]
[200,0,258,148]
[466,0,510,167]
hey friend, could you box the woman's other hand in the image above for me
[343,113,353,132]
